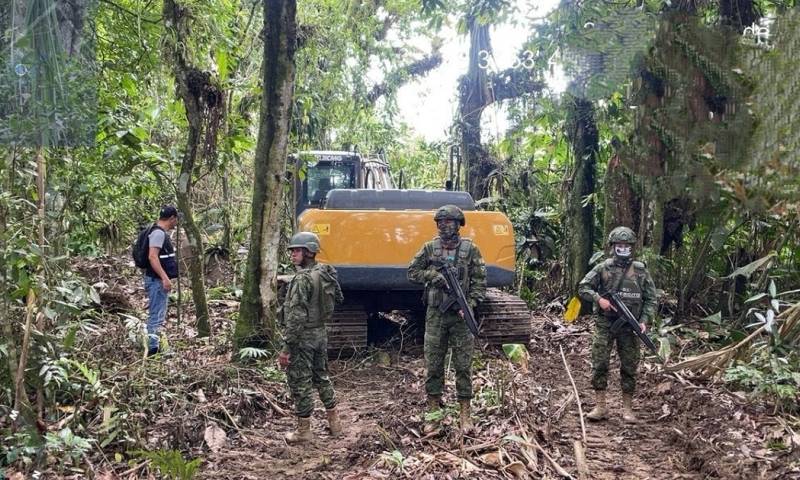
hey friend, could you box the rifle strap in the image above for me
[612,261,635,295]
[604,262,635,326]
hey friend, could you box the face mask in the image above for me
[437,221,459,241]
[614,245,632,257]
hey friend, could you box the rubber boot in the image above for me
[326,407,342,437]
[459,399,474,431]
[622,393,638,424]
[423,395,442,434]
[586,390,608,421]
[285,417,312,444]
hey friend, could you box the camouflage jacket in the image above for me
[578,258,657,323]
[279,261,344,350]
[407,237,487,310]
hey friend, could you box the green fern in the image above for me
[132,450,201,480]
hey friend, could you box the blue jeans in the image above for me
[144,275,169,350]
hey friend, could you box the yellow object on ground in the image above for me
[564,296,582,323]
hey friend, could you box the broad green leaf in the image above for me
[131,127,149,141]
[63,325,78,350]
[216,48,229,82]
[121,74,137,97]
[710,225,732,251]
[700,312,722,325]
[502,344,528,364]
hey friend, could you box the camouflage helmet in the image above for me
[434,204,466,226]
[287,231,320,253]
[607,226,636,245]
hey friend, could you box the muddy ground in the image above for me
[43,257,800,478]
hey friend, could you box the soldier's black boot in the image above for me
[586,390,608,421]
[285,417,312,444]
[326,407,342,437]
[622,393,638,423]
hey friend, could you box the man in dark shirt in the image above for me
[144,205,179,356]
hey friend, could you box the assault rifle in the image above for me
[608,292,663,362]
[433,262,480,337]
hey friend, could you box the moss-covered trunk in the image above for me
[234,0,297,350]
[565,95,598,299]
[163,0,211,337]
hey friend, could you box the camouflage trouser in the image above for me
[286,330,336,418]
[424,307,474,400]
[591,316,641,394]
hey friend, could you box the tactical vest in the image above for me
[424,237,473,308]
[599,259,648,319]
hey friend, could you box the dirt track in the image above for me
[75,257,799,479]
[194,316,798,479]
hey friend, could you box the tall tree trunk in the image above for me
[603,149,636,239]
[34,146,46,417]
[1,147,21,409]
[220,87,236,257]
[13,291,35,418]
[456,5,543,200]
[565,95,598,297]
[459,18,491,200]
[234,0,297,350]
[221,164,232,255]
[163,0,211,337]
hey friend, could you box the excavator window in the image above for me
[305,162,356,208]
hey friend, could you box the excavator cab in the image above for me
[291,150,394,217]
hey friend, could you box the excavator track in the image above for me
[326,289,531,352]
[476,288,532,345]
[326,304,369,351]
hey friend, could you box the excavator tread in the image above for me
[325,288,532,351]
[326,305,368,351]
[476,288,533,345]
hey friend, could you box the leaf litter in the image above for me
[30,255,800,479]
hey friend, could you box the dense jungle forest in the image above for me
[1,0,799,478]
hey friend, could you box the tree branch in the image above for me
[367,50,443,104]
[99,0,162,24]
[489,67,545,103]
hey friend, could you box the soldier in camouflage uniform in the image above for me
[578,226,657,423]
[278,232,344,443]
[408,205,487,430]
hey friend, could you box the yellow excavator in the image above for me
[289,150,531,349]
